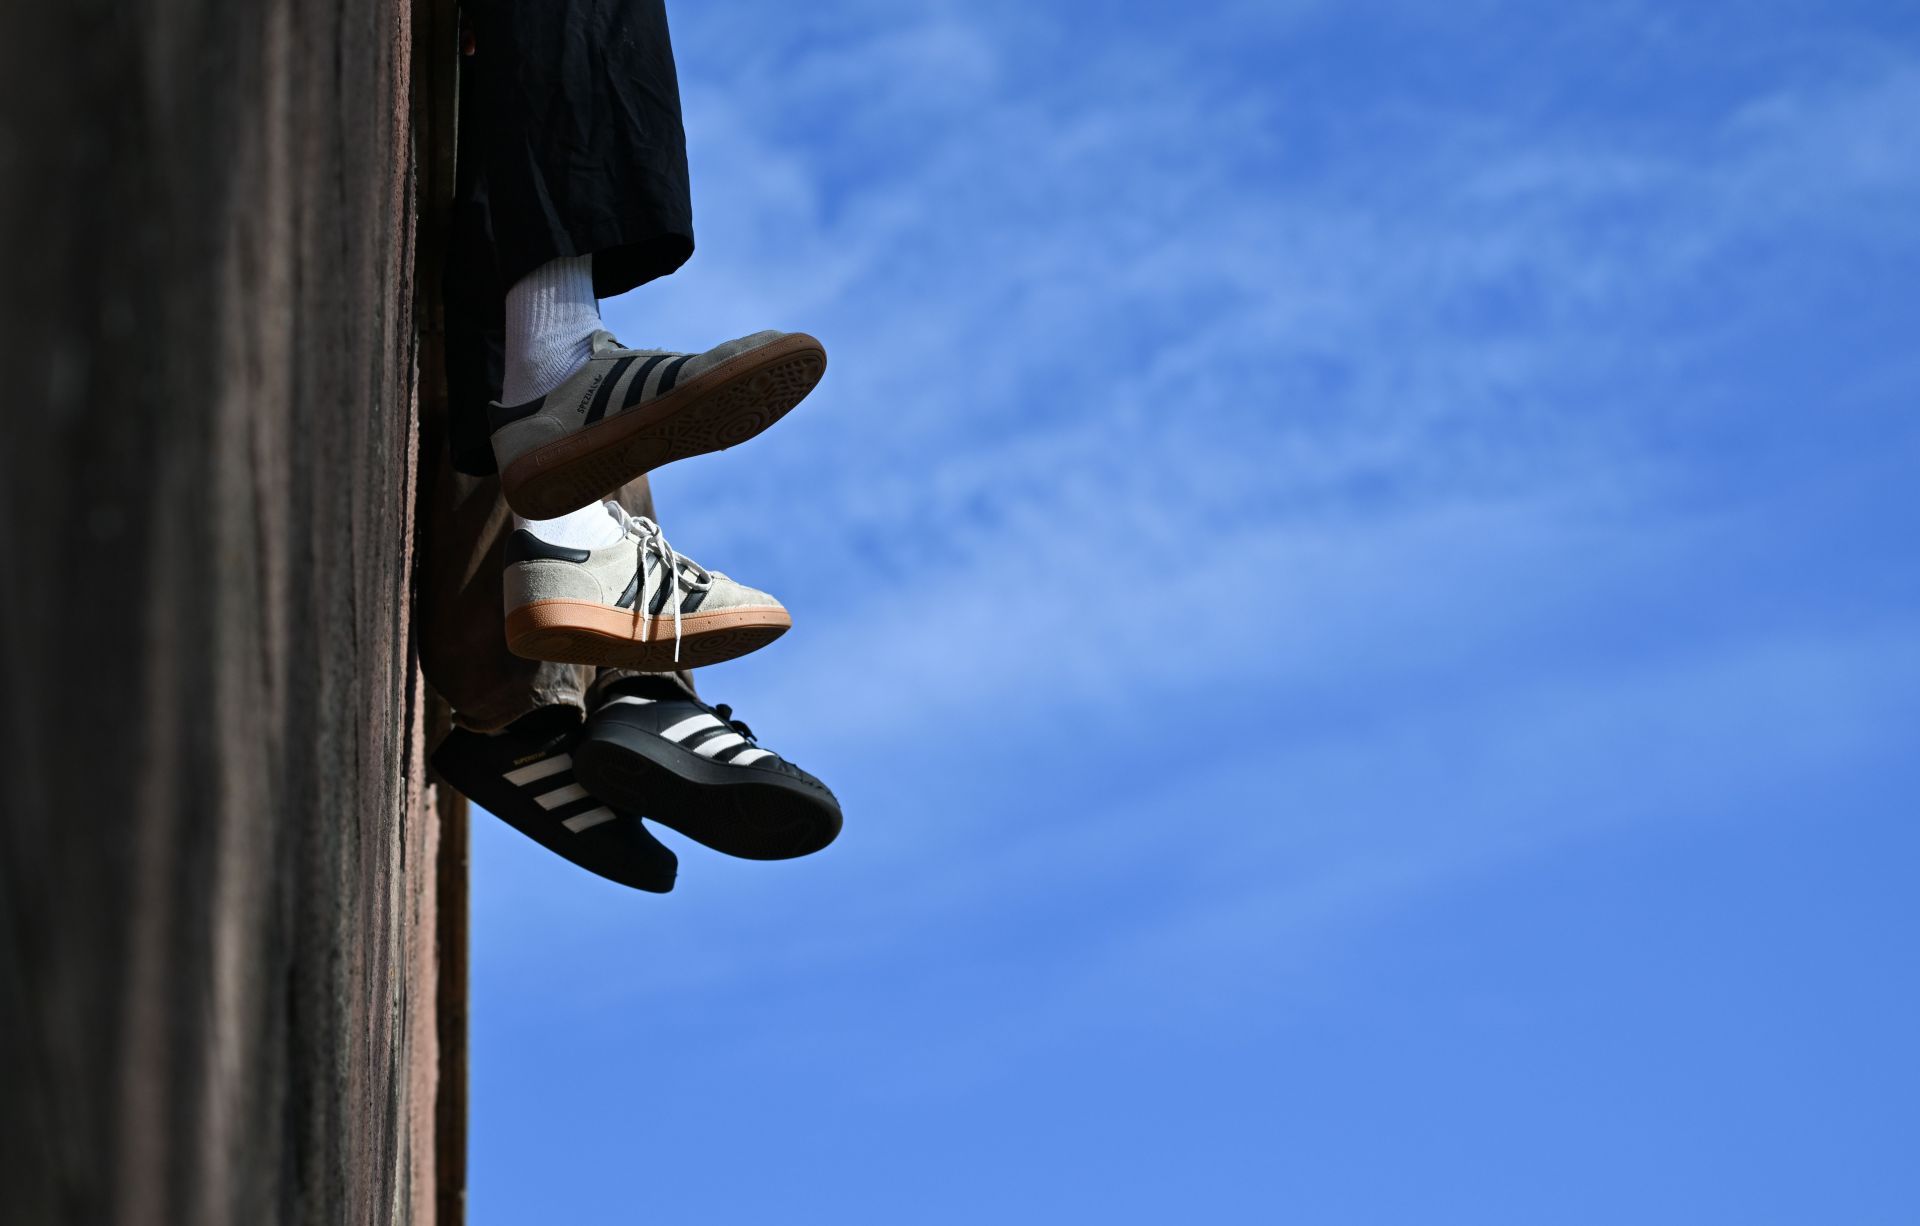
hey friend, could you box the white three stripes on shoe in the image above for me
[693,732,748,758]
[651,709,781,767]
[535,783,590,809]
[562,807,618,832]
[497,750,619,835]
[600,694,655,710]
[659,713,726,743]
[504,752,572,786]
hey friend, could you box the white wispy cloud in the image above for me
[606,6,1919,732]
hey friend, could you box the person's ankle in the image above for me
[502,254,599,403]
[513,501,623,550]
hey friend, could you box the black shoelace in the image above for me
[711,703,755,743]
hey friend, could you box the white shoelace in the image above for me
[611,505,713,662]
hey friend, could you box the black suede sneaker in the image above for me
[572,679,843,861]
[431,705,677,893]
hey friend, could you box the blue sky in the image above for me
[468,2,1920,1221]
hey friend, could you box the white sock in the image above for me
[514,501,624,551]
[502,254,600,405]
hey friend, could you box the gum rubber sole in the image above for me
[501,334,827,519]
[505,599,791,670]
[573,724,843,861]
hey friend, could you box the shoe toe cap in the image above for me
[688,329,792,376]
[704,575,786,614]
[577,818,679,893]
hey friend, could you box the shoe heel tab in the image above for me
[487,393,546,433]
[505,529,591,566]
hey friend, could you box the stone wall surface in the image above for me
[0,1,457,1222]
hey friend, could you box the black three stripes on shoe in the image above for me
[430,705,678,893]
[583,352,696,425]
[573,680,843,862]
[484,347,697,432]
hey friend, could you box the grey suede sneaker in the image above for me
[504,503,791,670]
[489,328,827,519]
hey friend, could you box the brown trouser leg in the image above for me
[416,444,692,732]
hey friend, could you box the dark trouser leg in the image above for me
[464,0,694,296]
[447,0,696,476]
[417,438,582,732]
